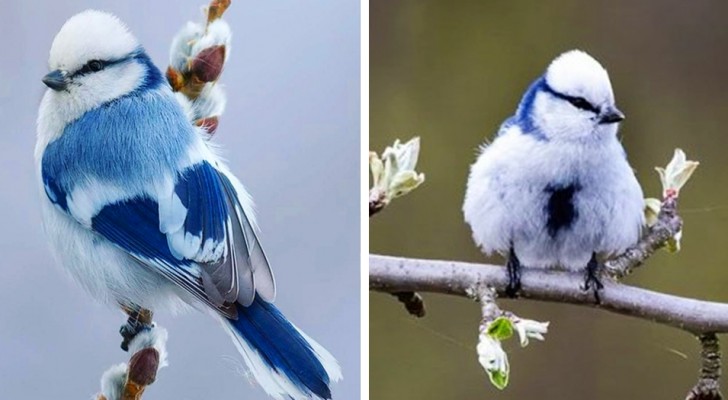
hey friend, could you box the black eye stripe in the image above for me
[72,60,108,77]
[565,96,599,113]
[70,56,132,78]
[541,80,600,114]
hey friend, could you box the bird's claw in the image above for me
[582,254,604,303]
[505,276,521,298]
[119,317,153,351]
[505,248,522,298]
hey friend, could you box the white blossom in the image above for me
[513,318,549,347]
[476,332,509,389]
[655,148,699,198]
[370,137,425,204]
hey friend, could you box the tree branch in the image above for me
[605,195,682,279]
[686,333,723,400]
[370,254,728,334]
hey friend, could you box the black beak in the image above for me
[599,106,625,124]
[42,70,68,91]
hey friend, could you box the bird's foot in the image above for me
[119,317,153,351]
[119,305,154,351]
[505,275,521,298]
[581,254,604,303]
[505,248,522,298]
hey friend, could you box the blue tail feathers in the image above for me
[225,298,340,399]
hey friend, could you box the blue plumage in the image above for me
[129,50,165,93]
[175,161,228,244]
[229,299,332,399]
[511,76,549,139]
[92,196,189,267]
[41,88,192,195]
[42,174,69,212]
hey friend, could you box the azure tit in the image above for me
[36,10,340,399]
[463,50,644,300]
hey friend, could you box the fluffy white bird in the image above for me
[463,50,644,298]
[36,10,340,399]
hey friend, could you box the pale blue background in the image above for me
[0,1,360,398]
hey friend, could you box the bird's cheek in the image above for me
[595,122,618,137]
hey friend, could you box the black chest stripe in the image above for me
[545,183,580,238]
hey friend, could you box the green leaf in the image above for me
[489,369,509,390]
[487,317,514,340]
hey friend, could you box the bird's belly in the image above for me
[512,185,638,270]
[41,199,190,313]
[513,223,598,270]
[464,136,644,271]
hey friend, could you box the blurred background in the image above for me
[0,1,359,399]
[371,1,728,399]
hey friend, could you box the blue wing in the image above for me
[42,159,275,317]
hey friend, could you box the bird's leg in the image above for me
[119,304,154,352]
[505,248,522,298]
[582,253,604,303]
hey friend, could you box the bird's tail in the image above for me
[220,298,342,399]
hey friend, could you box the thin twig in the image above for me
[369,189,386,217]
[370,254,728,334]
[686,334,723,400]
[605,196,683,279]
[474,285,503,328]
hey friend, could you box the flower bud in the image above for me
[190,45,226,83]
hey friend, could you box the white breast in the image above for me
[464,127,644,270]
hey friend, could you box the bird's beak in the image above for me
[42,70,69,91]
[598,105,625,124]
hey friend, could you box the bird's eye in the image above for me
[77,60,105,75]
[567,97,595,112]
[87,60,104,72]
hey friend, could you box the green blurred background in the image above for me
[370,1,728,399]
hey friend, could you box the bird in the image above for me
[462,50,644,300]
[35,10,341,400]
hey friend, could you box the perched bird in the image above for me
[463,50,644,299]
[36,10,341,400]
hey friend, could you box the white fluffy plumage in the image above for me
[463,50,644,272]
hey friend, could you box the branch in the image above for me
[686,334,723,400]
[370,254,728,334]
[368,145,703,391]
[605,195,682,279]
[369,189,386,217]
[167,0,233,136]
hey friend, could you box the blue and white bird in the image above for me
[463,50,644,298]
[35,10,341,399]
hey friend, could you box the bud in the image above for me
[128,348,160,386]
[207,0,231,23]
[477,333,509,390]
[166,66,186,92]
[655,148,699,198]
[512,318,549,347]
[190,45,226,83]
[370,137,426,207]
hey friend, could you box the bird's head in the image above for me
[42,10,162,112]
[516,50,624,142]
